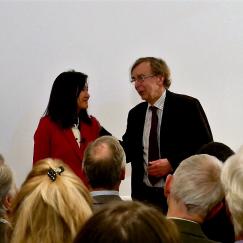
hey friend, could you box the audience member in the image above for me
[0,163,16,243]
[83,136,125,210]
[10,158,92,243]
[33,70,111,185]
[122,56,213,211]
[0,153,5,164]
[74,200,181,243]
[165,154,224,243]
[198,141,234,162]
[198,141,235,243]
[221,148,243,243]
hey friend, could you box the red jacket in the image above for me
[33,115,101,185]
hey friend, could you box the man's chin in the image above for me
[140,95,147,101]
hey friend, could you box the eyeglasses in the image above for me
[130,74,156,83]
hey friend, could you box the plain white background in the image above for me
[0,1,243,196]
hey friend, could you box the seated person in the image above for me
[165,154,224,243]
[0,162,16,243]
[221,148,243,243]
[74,200,181,243]
[83,136,126,210]
[198,141,235,243]
[0,154,4,164]
[9,158,92,243]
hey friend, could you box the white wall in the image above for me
[0,1,243,196]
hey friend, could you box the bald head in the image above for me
[83,136,125,190]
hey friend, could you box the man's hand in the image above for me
[147,158,172,177]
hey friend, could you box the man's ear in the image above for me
[120,167,125,181]
[164,174,173,198]
[157,75,165,86]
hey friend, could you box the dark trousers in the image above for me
[133,183,168,214]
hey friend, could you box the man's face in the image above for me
[131,61,164,105]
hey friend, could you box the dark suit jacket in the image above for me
[122,90,213,200]
[172,218,221,243]
[33,116,101,184]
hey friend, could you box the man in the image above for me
[122,57,213,211]
[165,154,224,243]
[83,136,126,210]
[198,142,235,243]
[221,148,243,243]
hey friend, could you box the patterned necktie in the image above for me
[148,106,160,185]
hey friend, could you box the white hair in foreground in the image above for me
[221,146,243,237]
[171,154,224,218]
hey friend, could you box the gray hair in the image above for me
[171,154,224,218]
[0,163,14,215]
[83,136,125,189]
[221,147,243,237]
[0,154,4,164]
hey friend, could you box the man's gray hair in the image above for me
[0,154,4,164]
[171,154,224,218]
[0,163,14,215]
[221,148,243,237]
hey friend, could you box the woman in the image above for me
[33,70,110,184]
[10,158,92,243]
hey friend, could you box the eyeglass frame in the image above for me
[130,74,157,83]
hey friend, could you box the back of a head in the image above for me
[10,158,92,243]
[74,201,181,243]
[171,154,224,218]
[198,141,234,162]
[83,136,125,190]
[221,148,243,237]
[0,154,5,164]
[0,163,13,215]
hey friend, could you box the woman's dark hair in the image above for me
[74,201,181,243]
[44,70,91,128]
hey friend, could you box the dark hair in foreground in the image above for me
[197,141,234,162]
[74,201,181,243]
[45,70,91,128]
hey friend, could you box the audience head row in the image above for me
[4,141,243,243]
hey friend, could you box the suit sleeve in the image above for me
[121,109,133,163]
[33,118,51,164]
[166,98,213,169]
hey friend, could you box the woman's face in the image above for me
[77,83,90,111]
